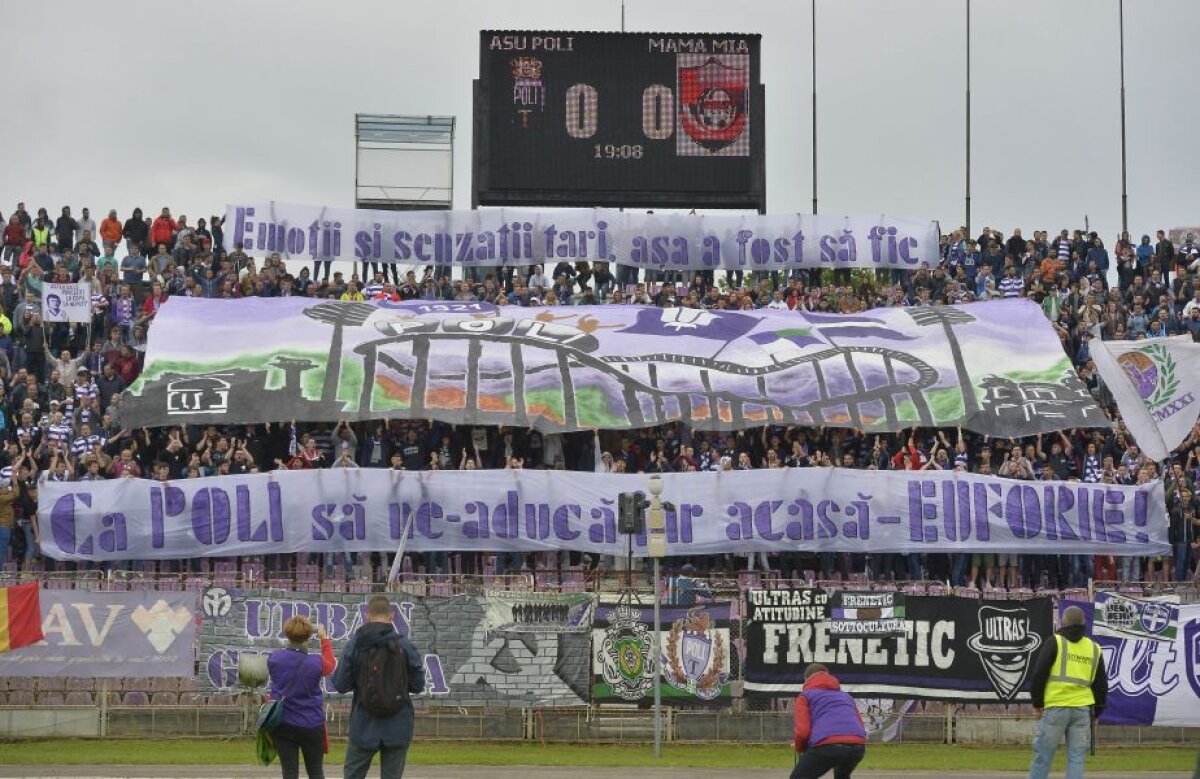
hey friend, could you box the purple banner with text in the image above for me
[39,468,1167,562]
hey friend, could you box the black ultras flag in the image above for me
[744,591,1053,702]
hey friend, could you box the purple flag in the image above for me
[620,308,758,341]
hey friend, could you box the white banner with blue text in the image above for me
[223,201,941,270]
[39,468,1167,562]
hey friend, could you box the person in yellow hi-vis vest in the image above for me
[1027,605,1108,779]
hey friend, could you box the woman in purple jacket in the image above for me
[268,616,336,779]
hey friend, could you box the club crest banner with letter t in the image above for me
[744,592,1054,702]
[116,297,1104,437]
[593,601,733,704]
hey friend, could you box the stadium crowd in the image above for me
[0,203,1197,589]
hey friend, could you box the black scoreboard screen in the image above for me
[473,31,765,210]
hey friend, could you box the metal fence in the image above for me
[3,570,1199,745]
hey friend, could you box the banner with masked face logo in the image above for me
[744,593,1053,702]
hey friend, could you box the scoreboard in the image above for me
[473,31,765,211]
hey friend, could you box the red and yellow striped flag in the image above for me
[0,582,44,653]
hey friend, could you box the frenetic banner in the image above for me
[0,590,197,678]
[116,297,1105,436]
[38,467,1168,562]
[744,592,1054,702]
[224,202,940,270]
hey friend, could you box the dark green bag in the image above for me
[255,727,277,766]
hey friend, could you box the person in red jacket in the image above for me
[3,214,26,265]
[150,207,177,250]
[792,663,867,779]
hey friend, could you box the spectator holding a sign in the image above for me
[792,663,867,779]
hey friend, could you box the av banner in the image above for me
[1064,599,1200,728]
[592,601,733,704]
[199,588,591,708]
[744,592,1054,702]
[116,296,1105,437]
[1088,329,1200,462]
[38,467,1168,562]
[225,202,941,271]
[0,590,197,678]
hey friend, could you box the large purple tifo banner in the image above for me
[115,297,1104,436]
[37,468,1167,562]
[0,590,197,678]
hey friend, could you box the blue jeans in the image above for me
[1174,542,1191,582]
[343,740,407,779]
[1069,555,1093,588]
[951,554,969,586]
[0,527,11,567]
[1028,706,1090,779]
[1119,556,1140,581]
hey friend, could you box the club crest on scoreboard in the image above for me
[677,54,750,157]
[511,56,545,128]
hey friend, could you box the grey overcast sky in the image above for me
[2,0,1197,243]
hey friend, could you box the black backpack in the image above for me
[355,634,411,717]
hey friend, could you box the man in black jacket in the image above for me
[333,595,425,779]
[122,207,148,256]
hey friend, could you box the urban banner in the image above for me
[115,296,1105,437]
[744,592,1054,702]
[38,467,1168,562]
[224,202,941,270]
[592,601,734,705]
[0,590,197,678]
[199,588,591,708]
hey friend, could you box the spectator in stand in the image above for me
[2,199,1198,585]
[121,207,148,255]
[2,215,26,266]
[150,207,177,251]
[53,207,77,251]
